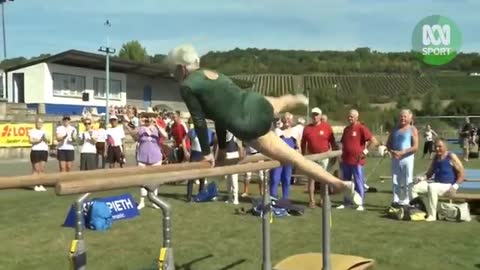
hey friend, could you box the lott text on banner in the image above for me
[0,123,54,147]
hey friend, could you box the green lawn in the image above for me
[0,153,479,270]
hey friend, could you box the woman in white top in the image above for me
[79,117,98,170]
[423,125,437,159]
[56,115,77,172]
[94,121,107,169]
[28,117,49,191]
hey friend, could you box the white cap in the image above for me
[311,107,322,114]
[166,44,200,69]
[109,115,118,120]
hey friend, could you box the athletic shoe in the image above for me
[425,216,436,222]
[34,185,46,192]
[356,206,364,211]
[336,205,346,209]
[137,201,145,210]
[151,203,160,209]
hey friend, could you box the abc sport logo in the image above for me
[412,15,462,66]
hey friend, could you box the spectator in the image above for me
[269,112,297,200]
[28,117,49,191]
[79,117,98,171]
[412,137,464,221]
[422,125,437,159]
[94,120,107,169]
[292,117,306,143]
[274,118,283,135]
[224,130,244,205]
[56,115,77,172]
[106,115,126,168]
[386,109,419,207]
[338,109,378,211]
[301,107,337,208]
[127,107,139,128]
[125,110,168,209]
[186,120,216,202]
[459,118,473,161]
[321,114,328,123]
[170,111,190,163]
[242,144,265,197]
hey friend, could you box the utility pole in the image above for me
[0,0,13,59]
[98,20,115,123]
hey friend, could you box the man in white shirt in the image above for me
[56,115,77,172]
[106,115,126,168]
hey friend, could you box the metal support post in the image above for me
[147,186,175,270]
[322,185,331,270]
[262,170,272,270]
[70,193,90,270]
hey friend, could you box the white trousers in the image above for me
[391,156,414,205]
[139,161,162,197]
[412,181,452,218]
[226,152,239,202]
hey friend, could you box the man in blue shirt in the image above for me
[412,137,465,221]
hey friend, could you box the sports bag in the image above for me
[87,201,113,231]
[437,202,471,222]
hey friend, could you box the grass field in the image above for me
[0,150,479,270]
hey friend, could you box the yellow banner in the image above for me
[0,123,54,147]
[78,122,101,134]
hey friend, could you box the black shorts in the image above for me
[80,153,97,171]
[423,141,433,154]
[96,142,105,155]
[107,146,124,164]
[57,149,75,162]
[30,150,48,163]
[174,147,185,162]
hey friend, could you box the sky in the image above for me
[4,0,479,59]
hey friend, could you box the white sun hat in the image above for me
[166,44,200,70]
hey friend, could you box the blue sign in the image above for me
[63,193,140,228]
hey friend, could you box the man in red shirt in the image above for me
[170,111,190,162]
[339,109,378,211]
[301,107,338,208]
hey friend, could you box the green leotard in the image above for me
[180,69,274,155]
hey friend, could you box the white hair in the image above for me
[400,109,412,116]
[166,44,200,72]
[349,109,359,117]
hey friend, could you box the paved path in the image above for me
[0,153,138,177]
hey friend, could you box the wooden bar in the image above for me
[56,161,280,195]
[0,161,211,189]
[239,150,341,164]
[56,151,342,195]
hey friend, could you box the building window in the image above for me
[93,78,122,99]
[52,73,86,97]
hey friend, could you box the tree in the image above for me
[118,40,150,63]
[421,87,442,116]
[150,54,166,64]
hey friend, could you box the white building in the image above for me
[2,50,187,115]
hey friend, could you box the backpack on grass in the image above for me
[87,201,112,231]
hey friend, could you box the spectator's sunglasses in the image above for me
[311,113,320,117]
[85,122,92,125]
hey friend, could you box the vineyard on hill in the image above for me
[231,74,435,102]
